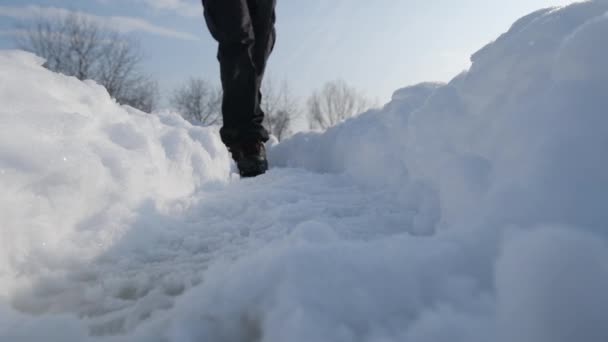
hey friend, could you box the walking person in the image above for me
[201,0,276,177]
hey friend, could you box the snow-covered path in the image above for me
[11,168,415,310]
[3,2,608,341]
[6,168,450,341]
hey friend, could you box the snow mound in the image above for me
[265,2,608,341]
[2,2,608,342]
[0,49,230,296]
[272,1,608,231]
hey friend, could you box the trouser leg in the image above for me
[201,0,275,146]
[249,0,276,124]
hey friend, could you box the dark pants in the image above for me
[202,0,276,146]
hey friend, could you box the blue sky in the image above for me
[0,0,577,105]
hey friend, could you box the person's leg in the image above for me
[248,0,276,121]
[201,0,269,147]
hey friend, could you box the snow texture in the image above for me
[1,2,608,341]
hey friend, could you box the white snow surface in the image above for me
[2,2,608,341]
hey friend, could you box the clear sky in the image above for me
[0,0,577,105]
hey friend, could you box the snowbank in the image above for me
[272,1,608,232]
[264,2,608,341]
[2,1,608,342]
[0,50,230,296]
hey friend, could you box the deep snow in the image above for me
[2,2,608,342]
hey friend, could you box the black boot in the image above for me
[229,141,269,178]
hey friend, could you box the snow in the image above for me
[496,227,608,342]
[1,1,608,341]
[0,49,231,317]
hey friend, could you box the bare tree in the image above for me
[15,13,158,112]
[262,79,300,141]
[119,76,159,113]
[307,80,372,130]
[170,78,222,126]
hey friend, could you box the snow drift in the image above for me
[273,1,608,232]
[2,1,608,342]
[0,50,231,325]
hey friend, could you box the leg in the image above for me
[201,0,270,146]
[248,0,276,121]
